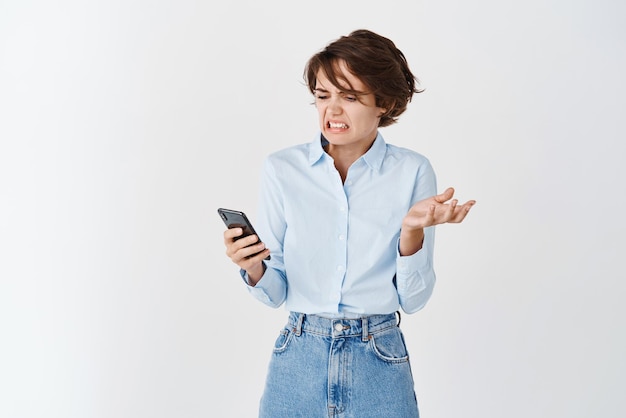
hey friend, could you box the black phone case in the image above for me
[218,208,270,260]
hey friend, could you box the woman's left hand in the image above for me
[403,187,475,230]
[399,187,475,256]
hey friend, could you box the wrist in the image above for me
[246,262,266,286]
[399,227,424,256]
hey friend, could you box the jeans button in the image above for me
[334,323,343,332]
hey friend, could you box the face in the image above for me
[314,60,386,153]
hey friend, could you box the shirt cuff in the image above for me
[396,238,430,275]
[239,267,285,308]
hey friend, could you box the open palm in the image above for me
[403,187,476,230]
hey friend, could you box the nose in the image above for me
[327,96,343,115]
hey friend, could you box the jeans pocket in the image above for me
[369,327,409,363]
[272,327,294,354]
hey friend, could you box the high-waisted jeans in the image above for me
[259,312,420,418]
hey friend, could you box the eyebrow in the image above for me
[314,87,363,97]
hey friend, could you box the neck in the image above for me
[324,137,376,182]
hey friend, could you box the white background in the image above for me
[1,1,625,417]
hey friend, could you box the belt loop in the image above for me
[396,310,402,327]
[294,313,305,336]
[361,316,369,342]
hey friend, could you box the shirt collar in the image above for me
[361,132,386,172]
[308,133,327,165]
[307,132,387,172]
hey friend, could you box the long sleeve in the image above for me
[240,157,288,308]
[395,158,437,314]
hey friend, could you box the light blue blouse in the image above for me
[243,132,438,317]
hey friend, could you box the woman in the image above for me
[223,29,475,418]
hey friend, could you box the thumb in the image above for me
[434,187,454,203]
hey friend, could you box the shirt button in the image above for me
[334,323,344,332]
[346,180,353,186]
[338,234,345,240]
[336,265,344,271]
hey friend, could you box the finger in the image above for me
[227,238,265,261]
[231,235,261,254]
[451,201,475,223]
[239,234,260,247]
[245,248,271,264]
[235,243,269,267]
[230,231,260,248]
[223,227,243,242]
[434,187,454,203]
[225,233,260,258]
[444,199,458,222]
[463,200,476,215]
[459,200,476,215]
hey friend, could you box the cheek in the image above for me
[359,112,380,127]
[371,109,384,123]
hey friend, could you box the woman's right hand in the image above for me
[223,228,269,285]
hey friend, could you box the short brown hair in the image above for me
[304,29,423,127]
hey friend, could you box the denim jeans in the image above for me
[259,312,419,418]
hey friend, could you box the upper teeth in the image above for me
[329,122,348,128]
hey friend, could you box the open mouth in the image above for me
[328,121,349,129]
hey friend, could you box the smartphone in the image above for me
[217,208,270,260]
